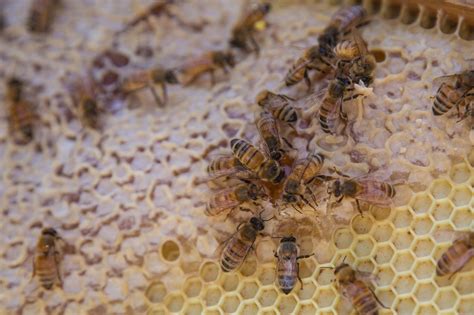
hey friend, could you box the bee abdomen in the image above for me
[276,105,297,123]
[37,268,56,289]
[436,242,469,276]
[433,91,453,116]
[278,274,296,294]
[285,63,305,86]
[384,183,396,198]
[319,102,338,134]
[221,241,249,272]
[354,289,378,315]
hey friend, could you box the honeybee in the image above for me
[328,5,368,35]
[328,172,396,214]
[436,232,474,278]
[206,182,266,216]
[275,236,313,294]
[335,263,387,314]
[6,78,37,143]
[282,153,325,210]
[220,215,268,272]
[285,45,334,90]
[230,138,285,183]
[179,50,235,86]
[256,111,285,161]
[121,68,179,107]
[229,2,271,54]
[256,90,298,125]
[432,70,474,119]
[318,77,352,134]
[33,228,63,290]
[207,155,247,179]
[118,0,174,33]
[333,30,366,63]
[68,76,100,129]
[27,0,58,33]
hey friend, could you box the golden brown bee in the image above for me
[179,50,235,86]
[119,0,174,33]
[27,0,58,33]
[229,2,271,54]
[68,76,100,129]
[206,182,265,216]
[207,155,247,179]
[6,78,37,143]
[256,90,297,125]
[33,228,63,290]
[432,70,474,119]
[282,153,325,210]
[121,68,179,107]
[256,111,285,161]
[275,236,313,294]
[334,263,387,315]
[220,215,267,272]
[329,173,396,214]
[436,232,474,278]
[318,77,351,134]
[230,138,285,184]
[328,5,368,35]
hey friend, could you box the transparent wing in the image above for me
[433,74,459,86]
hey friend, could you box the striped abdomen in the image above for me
[330,5,367,33]
[356,180,396,207]
[272,102,297,123]
[257,111,282,160]
[206,186,247,216]
[436,240,473,276]
[318,95,341,134]
[285,57,307,86]
[207,155,243,177]
[277,258,298,294]
[344,281,379,315]
[231,139,266,174]
[10,101,35,140]
[433,83,462,116]
[34,256,59,290]
[220,226,255,272]
[334,40,361,61]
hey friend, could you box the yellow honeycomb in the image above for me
[0,0,473,314]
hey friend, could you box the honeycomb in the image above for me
[0,0,473,314]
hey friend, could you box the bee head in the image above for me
[281,236,296,243]
[250,216,265,231]
[164,70,179,84]
[256,89,271,105]
[248,183,265,200]
[7,78,24,101]
[261,160,284,183]
[334,263,354,280]
[42,228,58,237]
[270,150,283,161]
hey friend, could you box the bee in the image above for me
[118,0,174,33]
[256,90,297,125]
[318,77,352,134]
[432,70,474,119]
[256,111,285,161]
[207,155,247,179]
[282,153,325,210]
[230,138,285,184]
[275,236,313,294]
[121,68,179,107]
[179,50,235,86]
[285,45,334,90]
[329,172,396,214]
[6,78,37,143]
[436,232,474,278]
[334,263,387,315]
[229,2,271,54]
[68,76,100,129]
[220,215,268,272]
[27,0,58,33]
[328,5,368,35]
[33,228,63,290]
[206,182,265,216]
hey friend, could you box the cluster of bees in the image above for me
[1,0,472,313]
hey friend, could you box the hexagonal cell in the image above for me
[413,259,436,280]
[418,304,438,315]
[183,303,202,315]
[146,307,166,315]
[412,238,435,258]
[394,297,416,314]
[220,294,241,313]
[204,287,222,307]
[258,266,276,286]
[240,281,259,300]
[376,288,395,309]
[400,4,420,25]
[257,288,278,307]
[239,302,258,315]
[415,282,437,302]
[239,258,257,277]
[449,163,471,184]
[296,302,317,315]
[370,205,391,221]
[392,251,415,272]
[430,180,453,200]
[164,293,185,313]
[457,296,474,314]
[297,280,317,301]
[200,261,220,283]
[450,186,472,207]
[455,273,474,295]
[451,207,472,229]
[352,238,374,258]
[315,268,334,286]
[376,266,396,287]
[333,228,353,249]
[431,200,454,222]
[161,239,180,262]
[391,230,414,250]
[374,244,394,264]
[314,287,336,308]
[276,295,298,314]
[299,258,317,279]
[411,194,433,214]
[439,13,459,34]
[372,223,394,243]
[221,273,239,292]
[184,278,202,298]
[411,216,434,235]
[435,289,458,310]
[145,281,167,304]
[393,274,416,295]
[393,209,414,228]
[351,215,374,234]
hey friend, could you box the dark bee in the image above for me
[220,215,267,272]
[256,90,297,125]
[256,111,285,161]
[275,236,313,294]
[436,232,474,278]
[33,228,63,290]
[335,263,387,315]
[179,50,235,86]
[27,0,59,33]
[206,183,265,216]
[230,2,271,54]
[432,70,474,119]
[230,138,285,184]
[121,68,179,107]
[6,78,37,143]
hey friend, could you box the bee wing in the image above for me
[207,186,243,214]
[350,28,369,55]
[255,110,281,156]
[354,178,394,207]
[205,154,252,181]
[433,74,459,86]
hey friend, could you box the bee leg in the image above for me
[355,199,363,216]
[297,253,314,260]
[291,204,303,214]
[303,70,312,92]
[161,83,168,105]
[370,288,389,309]
[282,136,295,150]
[149,86,164,107]
[297,262,304,289]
